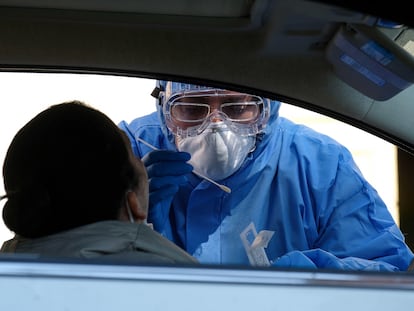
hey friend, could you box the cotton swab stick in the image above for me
[136,137,231,194]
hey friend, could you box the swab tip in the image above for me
[221,185,232,193]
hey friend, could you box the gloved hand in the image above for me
[272,250,318,269]
[272,249,346,270]
[142,150,193,232]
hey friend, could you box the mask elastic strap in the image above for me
[126,201,135,224]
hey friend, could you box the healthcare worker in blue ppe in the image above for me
[119,80,414,271]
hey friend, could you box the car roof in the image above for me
[0,0,413,153]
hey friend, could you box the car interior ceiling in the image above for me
[0,1,413,150]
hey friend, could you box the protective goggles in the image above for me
[160,82,270,138]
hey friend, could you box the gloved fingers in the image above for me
[146,161,193,177]
[301,249,345,269]
[149,175,188,190]
[272,250,317,269]
[142,150,191,166]
[143,150,193,177]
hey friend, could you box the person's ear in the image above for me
[125,190,147,223]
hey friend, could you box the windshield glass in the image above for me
[0,72,398,244]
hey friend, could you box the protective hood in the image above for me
[153,80,281,146]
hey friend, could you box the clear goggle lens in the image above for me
[162,90,270,138]
[171,101,261,124]
[169,96,263,125]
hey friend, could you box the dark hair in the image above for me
[2,101,140,238]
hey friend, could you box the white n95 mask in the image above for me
[176,122,256,181]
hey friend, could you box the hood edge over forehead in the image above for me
[153,80,281,141]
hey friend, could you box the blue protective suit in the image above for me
[119,101,414,271]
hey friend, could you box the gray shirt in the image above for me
[0,220,198,265]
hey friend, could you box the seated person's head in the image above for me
[1,101,148,238]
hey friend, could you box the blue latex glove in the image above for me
[272,250,318,269]
[272,249,347,270]
[142,150,193,231]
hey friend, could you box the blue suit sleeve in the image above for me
[275,128,414,271]
[315,166,412,271]
[273,249,401,271]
